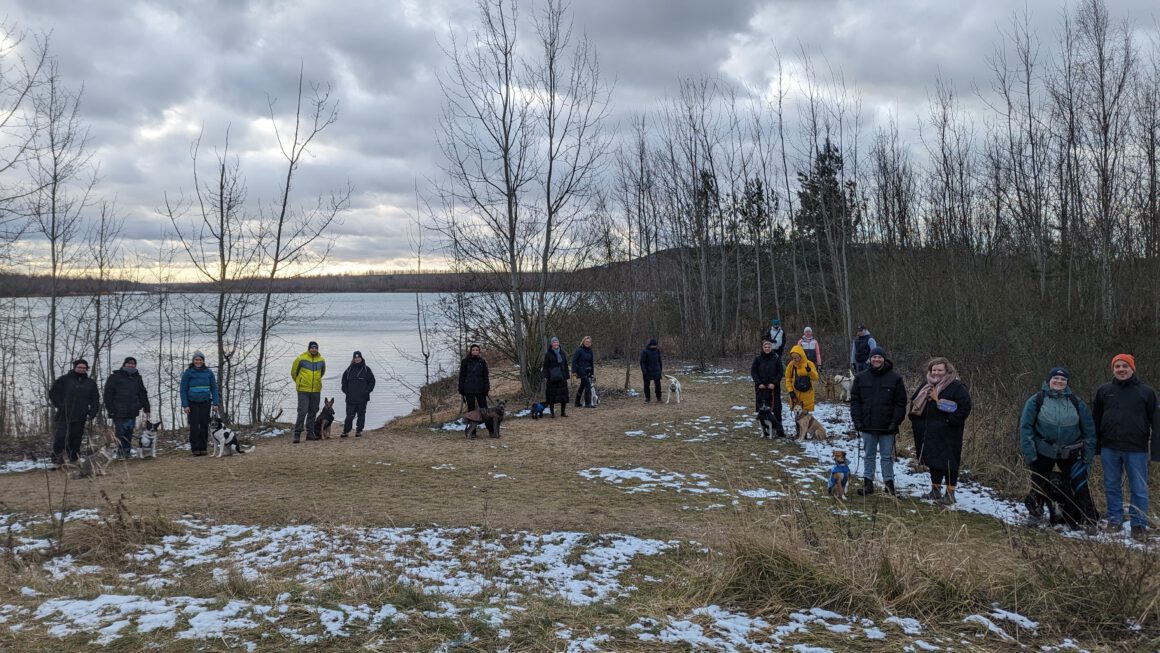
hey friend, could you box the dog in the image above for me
[138,419,160,459]
[665,375,682,404]
[1024,470,1092,531]
[588,375,600,407]
[464,400,506,439]
[314,398,335,440]
[71,448,113,479]
[833,372,855,402]
[756,402,777,439]
[530,402,546,419]
[210,416,253,457]
[828,450,852,499]
[822,377,838,401]
[792,404,828,442]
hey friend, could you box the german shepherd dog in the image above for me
[464,400,506,439]
[792,404,829,442]
[828,450,852,500]
[139,419,160,459]
[314,398,336,440]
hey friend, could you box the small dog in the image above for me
[530,402,546,419]
[828,450,852,499]
[588,376,600,407]
[792,404,828,442]
[464,400,507,439]
[756,403,777,439]
[1024,471,1089,530]
[665,375,682,404]
[314,398,335,440]
[211,417,253,457]
[833,372,854,402]
[138,419,160,459]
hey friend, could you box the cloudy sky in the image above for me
[6,0,1158,276]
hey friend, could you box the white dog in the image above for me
[833,373,854,402]
[138,419,160,459]
[665,375,682,404]
[588,374,600,407]
[210,417,254,458]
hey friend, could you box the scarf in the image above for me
[910,370,959,416]
[551,347,564,364]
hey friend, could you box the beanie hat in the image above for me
[1111,353,1136,372]
[353,350,363,358]
[550,336,559,345]
[72,358,89,369]
[192,351,205,361]
[1047,366,1070,381]
[869,346,887,359]
[803,326,813,334]
[308,341,319,349]
[647,338,658,347]
[771,318,780,326]
[123,356,137,365]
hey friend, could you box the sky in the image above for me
[4,0,1159,277]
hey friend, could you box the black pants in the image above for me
[188,402,211,453]
[929,466,958,487]
[643,377,661,401]
[52,416,86,462]
[754,386,783,422]
[575,375,592,407]
[344,401,367,434]
[1029,455,1098,525]
[464,394,488,412]
[550,403,567,417]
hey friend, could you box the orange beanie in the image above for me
[1111,353,1136,372]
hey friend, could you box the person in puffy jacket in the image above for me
[571,335,595,408]
[639,338,663,403]
[341,351,376,437]
[849,347,906,496]
[180,351,220,456]
[798,327,822,368]
[49,359,100,465]
[909,357,972,505]
[751,339,786,436]
[784,344,820,411]
[291,341,326,443]
[458,344,490,412]
[543,336,569,417]
[1019,366,1098,532]
[103,356,151,459]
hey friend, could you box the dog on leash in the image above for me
[530,402,546,419]
[210,416,253,457]
[464,400,506,439]
[833,372,855,402]
[138,419,160,459]
[588,376,600,407]
[792,404,828,442]
[314,398,336,440]
[828,450,852,499]
[665,375,682,404]
[756,402,777,439]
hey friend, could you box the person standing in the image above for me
[909,357,973,505]
[458,344,489,413]
[639,338,663,403]
[1093,354,1160,541]
[798,327,822,369]
[849,347,906,496]
[103,356,151,459]
[751,339,787,437]
[49,359,100,466]
[765,319,786,358]
[340,351,376,438]
[542,336,570,417]
[1019,366,1098,533]
[179,351,219,457]
[572,335,596,408]
[784,344,820,412]
[849,325,878,373]
[291,341,326,443]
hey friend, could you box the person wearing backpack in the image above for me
[784,344,820,412]
[1018,367,1098,533]
[765,319,786,358]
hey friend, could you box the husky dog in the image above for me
[314,398,336,440]
[792,404,829,442]
[828,450,852,500]
[138,419,160,459]
[756,403,777,439]
[530,402,546,420]
[210,416,253,457]
[833,372,855,402]
[665,375,682,404]
[464,400,507,439]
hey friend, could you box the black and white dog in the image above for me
[138,419,160,459]
[210,416,254,457]
[756,402,777,439]
[587,375,600,407]
[665,375,682,404]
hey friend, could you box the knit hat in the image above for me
[858,324,866,331]
[353,351,363,358]
[803,326,813,334]
[771,318,780,326]
[550,336,559,345]
[72,358,89,369]
[1047,366,1070,381]
[308,341,319,349]
[192,351,205,361]
[647,338,658,347]
[1111,353,1136,372]
[123,356,137,365]
[869,346,887,359]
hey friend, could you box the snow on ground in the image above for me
[579,467,728,496]
[0,459,54,475]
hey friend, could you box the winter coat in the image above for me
[1019,383,1096,464]
[341,362,377,404]
[180,364,220,407]
[543,348,570,404]
[458,355,489,396]
[910,379,972,472]
[750,351,784,387]
[571,345,595,378]
[639,340,663,380]
[1092,375,1160,459]
[103,367,150,419]
[784,345,820,411]
[849,359,906,434]
[49,371,100,422]
[798,336,822,367]
[850,332,877,365]
[765,327,786,356]
[291,352,326,393]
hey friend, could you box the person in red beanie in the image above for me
[1093,353,1160,541]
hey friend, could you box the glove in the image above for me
[788,391,797,401]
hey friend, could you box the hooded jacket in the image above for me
[103,367,150,419]
[1019,383,1096,464]
[180,364,219,407]
[639,340,663,380]
[291,351,326,393]
[849,357,906,434]
[458,354,489,396]
[49,370,100,422]
[784,344,820,410]
[342,361,377,404]
[1093,374,1160,458]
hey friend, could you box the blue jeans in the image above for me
[114,417,136,455]
[1101,449,1150,528]
[861,432,895,482]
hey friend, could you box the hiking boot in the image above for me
[340,431,349,438]
[1104,520,1124,534]
[560,407,567,417]
[920,487,943,501]
[937,490,957,506]
[856,479,875,496]
[355,431,362,437]
[1131,525,1148,542]
[776,428,787,438]
[644,399,651,403]
[292,433,301,444]
[883,480,896,496]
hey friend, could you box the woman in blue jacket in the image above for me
[180,351,220,456]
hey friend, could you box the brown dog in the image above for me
[792,404,828,442]
[464,400,506,440]
[314,398,335,439]
[828,450,851,499]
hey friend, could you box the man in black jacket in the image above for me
[341,351,377,437]
[639,338,663,403]
[49,359,100,466]
[457,344,489,413]
[1093,353,1160,541]
[849,347,907,496]
[751,339,787,437]
[103,356,151,459]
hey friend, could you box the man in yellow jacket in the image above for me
[291,341,326,442]
[784,344,820,412]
